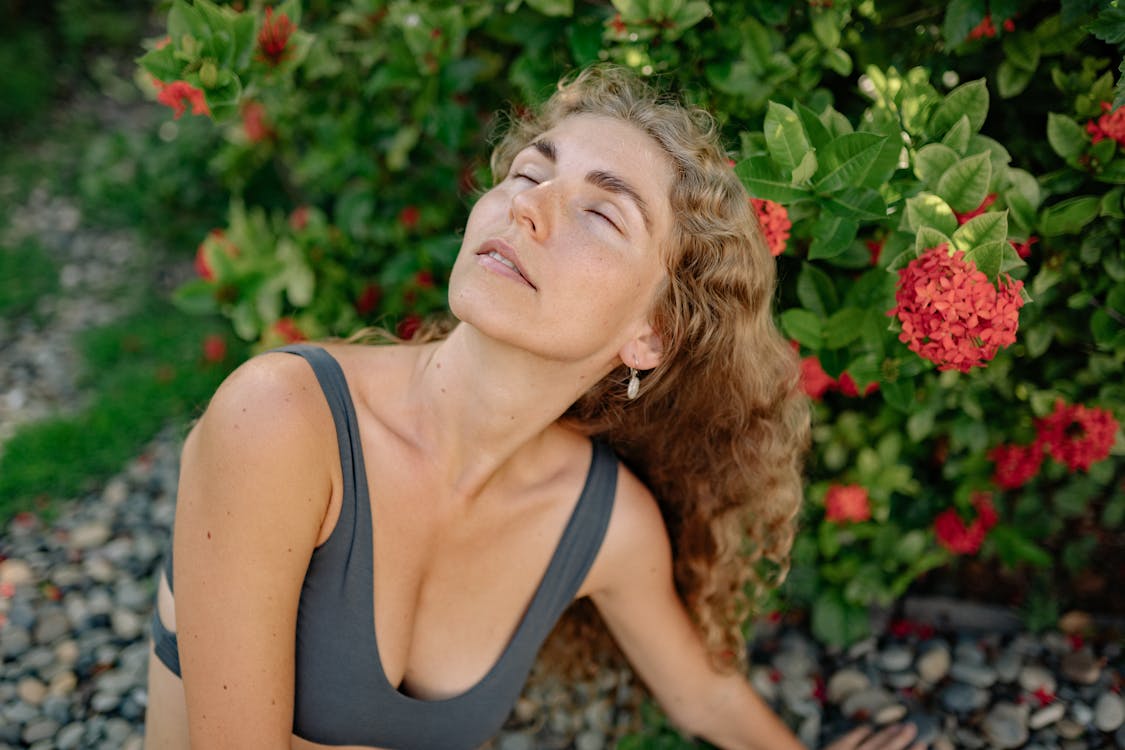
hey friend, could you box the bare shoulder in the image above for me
[182,350,338,512]
[580,455,672,597]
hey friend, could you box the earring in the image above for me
[626,365,640,400]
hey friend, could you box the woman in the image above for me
[145,66,924,750]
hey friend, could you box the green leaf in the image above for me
[792,150,819,184]
[915,226,953,254]
[797,262,839,317]
[814,132,887,193]
[811,8,841,48]
[764,102,811,172]
[936,152,992,214]
[811,590,870,648]
[1039,196,1101,236]
[822,47,852,77]
[930,79,989,137]
[952,211,1007,252]
[904,193,958,235]
[881,379,916,412]
[1047,113,1088,160]
[941,115,972,154]
[823,188,887,221]
[1002,32,1040,71]
[797,102,833,151]
[991,526,1053,568]
[1092,5,1125,44]
[809,215,860,260]
[997,60,1034,99]
[1094,160,1125,185]
[735,156,813,203]
[168,0,211,46]
[172,279,219,314]
[963,240,1005,281]
[137,46,185,83]
[824,307,866,348]
[781,308,824,349]
[525,0,574,16]
[914,143,959,185]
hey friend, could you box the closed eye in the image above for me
[588,209,621,233]
[512,172,540,184]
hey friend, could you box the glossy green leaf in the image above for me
[814,132,886,193]
[525,0,574,16]
[1039,196,1101,236]
[1047,113,1088,160]
[963,240,1005,281]
[823,187,887,221]
[824,307,867,348]
[735,156,813,203]
[809,214,860,260]
[764,101,811,171]
[781,308,824,349]
[936,152,991,214]
[941,115,972,154]
[953,211,1007,252]
[915,226,953,254]
[1002,32,1040,71]
[881,379,916,413]
[797,262,839,317]
[904,193,958,235]
[797,102,833,151]
[914,143,959,185]
[1092,4,1125,43]
[997,60,1034,99]
[930,79,989,137]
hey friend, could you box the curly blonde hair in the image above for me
[483,65,811,676]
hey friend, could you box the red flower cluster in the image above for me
[273,317,306,343]
[1035,400,1119,472]
[888,245,1024,373]
[750,198,791,257]
[355,283,382,316]
[1085,102,1125,147]
[258,7,296,66]
[824,484,871,523]
[934,493,998,555]
[241,101,272,143]
[966,14,1015,40]
[954,193,997,225]
[154,80,210,120]
[988,441,1043,489]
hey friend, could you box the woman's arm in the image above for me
[587,470,924,750]
[173,354,335,749]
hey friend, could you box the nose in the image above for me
[510,181,551,241]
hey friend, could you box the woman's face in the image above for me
[449,113,674,368]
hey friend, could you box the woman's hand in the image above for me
[824,723,926,750]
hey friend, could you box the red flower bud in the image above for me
[355,283,382,316]
[399,205,420,230]
[824,484,871,523]
[397,314,422,341]
[273,317,306,343]
[155,80,210,119]
[202,335,227,363]
[257,7,296,66]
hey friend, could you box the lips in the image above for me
[476,239,536,289]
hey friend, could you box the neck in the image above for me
[402,323,615,500]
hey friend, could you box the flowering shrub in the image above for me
[140,0,1125,652]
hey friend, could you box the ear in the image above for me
[620,325,664,371]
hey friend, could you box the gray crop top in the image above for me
[150,344,619,748]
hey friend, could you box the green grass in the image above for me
[0,299,244,521]
[0,236,58,319]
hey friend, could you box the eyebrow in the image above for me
[528,138,653,234]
